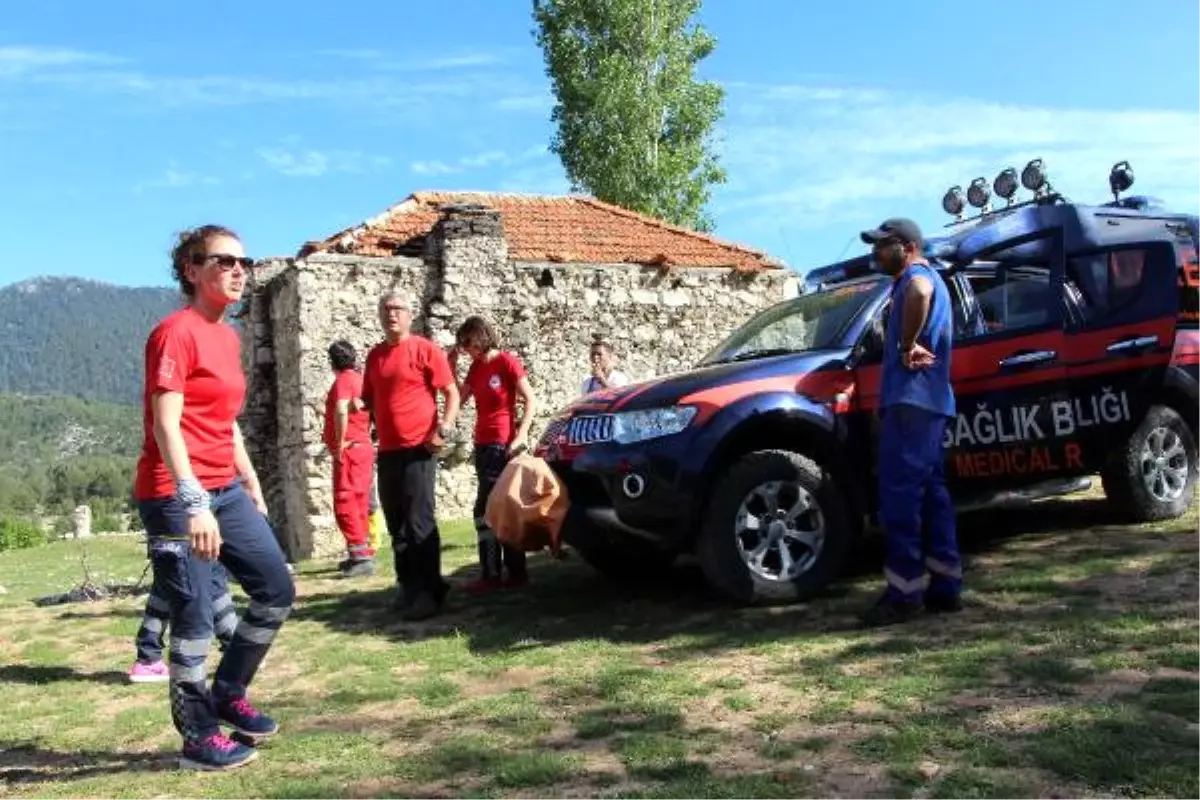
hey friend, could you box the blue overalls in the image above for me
[878,262,962,605]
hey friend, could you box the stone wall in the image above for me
[242,206,798,560]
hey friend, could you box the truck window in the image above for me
[1067,247,1151,323]
[958,266,1054,340]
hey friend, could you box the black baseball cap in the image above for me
[860,217,923,246]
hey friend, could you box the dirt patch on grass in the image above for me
[458,666,550,698]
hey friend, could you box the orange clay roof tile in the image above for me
[298,191,784,272]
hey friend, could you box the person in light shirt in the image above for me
[580,339,630,396]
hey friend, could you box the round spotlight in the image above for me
[942,185,965,216]
[967,177,991,209]
[1021,158,1047,192]
[993,167,1019,200]
[1109,160,1135,198]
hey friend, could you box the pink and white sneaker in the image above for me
[127,659,169,683]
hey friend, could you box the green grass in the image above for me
[0,491,1196,798]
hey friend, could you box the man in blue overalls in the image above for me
[858,217,963,627]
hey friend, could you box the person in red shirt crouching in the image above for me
[361,290,461,620]
[448,316,539,595]
[133,225,294,771]
[323,339,376,578]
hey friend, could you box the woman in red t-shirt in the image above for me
[449,316,539,595]
[132,224,294,771]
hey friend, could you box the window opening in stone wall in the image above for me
[537,268,555,288]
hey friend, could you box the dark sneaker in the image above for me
[924,593,964,613]
[502,573,529,590]
[341,559,376,578]
[216,696,279,741]
[401,590,441,621]
[859,594,923,628]
[464,577,503,596]
[179,733,258,771]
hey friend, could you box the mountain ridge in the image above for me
[0,275,184,405]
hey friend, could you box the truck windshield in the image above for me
[702,279,883,364]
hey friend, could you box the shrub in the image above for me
[49,516,72,540]
[92,512,123,533]
[0,516,48,552]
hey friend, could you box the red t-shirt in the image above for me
[463,351,526,445]
[134,307,246,500]
[323,369,372,453]
[362,336,454,451]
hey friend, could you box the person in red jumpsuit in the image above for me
[323,339,376,577]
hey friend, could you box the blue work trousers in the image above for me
[139,481,295,744]
[134,562,237,663]
[877,403,962,603]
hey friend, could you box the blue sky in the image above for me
[1,0,1197,288]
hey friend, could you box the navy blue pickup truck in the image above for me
[536,160,1199,605]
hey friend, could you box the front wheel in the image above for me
[697,449,855,605]
[1101,404,1198,522]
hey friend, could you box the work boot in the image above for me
[341,559,376,578]
[858,593,923,628]
[401,590,441,621]
[924,592,964,613]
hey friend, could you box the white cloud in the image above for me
[133,164,221,192]
[257,147,392,178]
[316,48,505,71]
[714,83,1200,230]
[409,147,548,177]
[0,45,123,77]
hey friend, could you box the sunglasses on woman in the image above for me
[192,253,255,270]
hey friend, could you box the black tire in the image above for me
[1101,404,1198,522]
[697,449,855,605]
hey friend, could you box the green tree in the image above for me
[532,0,727,231]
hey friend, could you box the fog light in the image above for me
[966,177,991,209]
[1021,158,1047,193]
[942,186,965,217]
[622,473,647,500]
[1109,160,1135,199]
[993,167,1018,202]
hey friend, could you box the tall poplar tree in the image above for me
[532,0,727,231]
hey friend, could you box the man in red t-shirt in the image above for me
[361,290,460,620]
[323,340,376,577]
[449,315,538,595]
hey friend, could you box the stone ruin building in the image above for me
[240,191,799,560]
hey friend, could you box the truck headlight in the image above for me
[611,406,698,444]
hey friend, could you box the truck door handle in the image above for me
[1106,335,1157,355]
[999,350,1057,368]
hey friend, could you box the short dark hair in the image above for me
[456,316,499,351]
[590,337,613,354]
[328,339,357,371]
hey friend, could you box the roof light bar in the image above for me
[966,177,992,212]
[993,167,1019,205]
[942,185,965,219]
[1109,160,1135,200]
